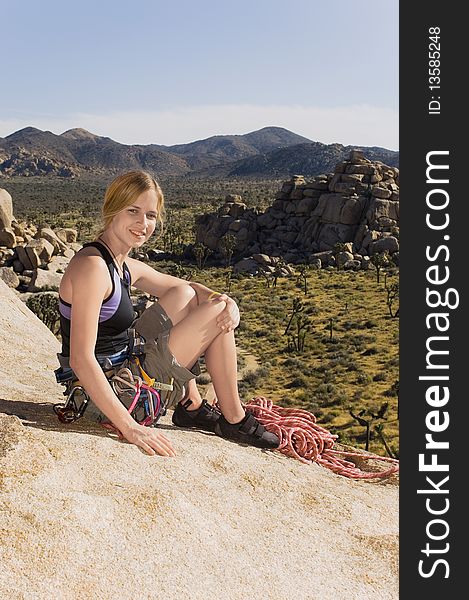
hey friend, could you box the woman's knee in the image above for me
[161,284,197,306]
[201,298,227,317]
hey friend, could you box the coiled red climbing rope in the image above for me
[243,396,399,480]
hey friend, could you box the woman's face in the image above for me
[110,188,159,248]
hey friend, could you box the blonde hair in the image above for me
[94,170,165,238]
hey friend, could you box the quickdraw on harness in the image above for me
[53,329,173,429]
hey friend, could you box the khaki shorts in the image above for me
[86,301,198,422]
[133,300,200,408]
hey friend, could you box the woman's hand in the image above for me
[121,423,177,457]
[214,294,240,333]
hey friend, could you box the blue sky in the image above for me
[1,0,398,149]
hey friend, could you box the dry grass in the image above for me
[191,266,399,458]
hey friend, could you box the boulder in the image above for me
[47,255,72,273]
[228,203,247,219]
[0,266,20,288]
[15,245,35,270]
[27,269,63,292]
[314,193,345,223]
[55,228,78,244]
[296,197,319,215]
[252,254,272,266]
[361,255,371,270]
[336,251,354,268]
[25,238,55,266]
[63,248,76,259]
[225,194,243,204]
[36,228,68,254]
[233,257,259,274]
[371,186,392,200]
[340,197,367,225]
[228,219,248,232]
[343,259,361,270]
[0,188,13,229]
[12,259,24,273]
[0,227,16,249]
[349,149,366,163]
[10,221,25,236]
[370,236,399,255]
[308,257,322,269]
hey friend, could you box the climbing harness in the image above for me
[236,396,399,480]
[53,329,172,429]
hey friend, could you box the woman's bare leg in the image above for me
[157,286,204,411]
[158,286,246,423]
[204,329,245,423]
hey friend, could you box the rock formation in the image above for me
[0,187,80,293]
[195,150,399,273]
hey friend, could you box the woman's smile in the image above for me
[129,228,146,239]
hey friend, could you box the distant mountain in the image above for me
[0,127,190,177]
[225,142,399,177]
[0,126,398,179]
[159,127,313,170]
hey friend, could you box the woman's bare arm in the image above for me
[127,258,189,297]
[67,255,176,456]
[127,257,239,331]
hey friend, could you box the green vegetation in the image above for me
[26,292,60,336]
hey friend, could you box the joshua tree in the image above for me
[350,402,392,453]
[375,423,397,459]
[272,258,287,288]
[296,264,309,294]
[287,313,311,352]
[192,242,212,270]
[225,268,235,294]
[370,251,390,284]
[284,297,305,336]
[220,234,237,267]
[350,409,372,451]
[162,216,186,253]
[386,281,399,318]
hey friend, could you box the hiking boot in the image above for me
[214,411,280,449]
[172,398,221,433]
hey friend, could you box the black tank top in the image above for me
[59,241,136,357]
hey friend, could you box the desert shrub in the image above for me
[361,346,379,356]
[283,357,303,369]
[356,372,372,385]
[328,355,358,371]
[342,320,359,331]
[287,376,309,389]
[384,380,399,397]
[256,364,271,378]
[242,368,267,387]
[26,292,60,336]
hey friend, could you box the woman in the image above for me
[58,170,279,457]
